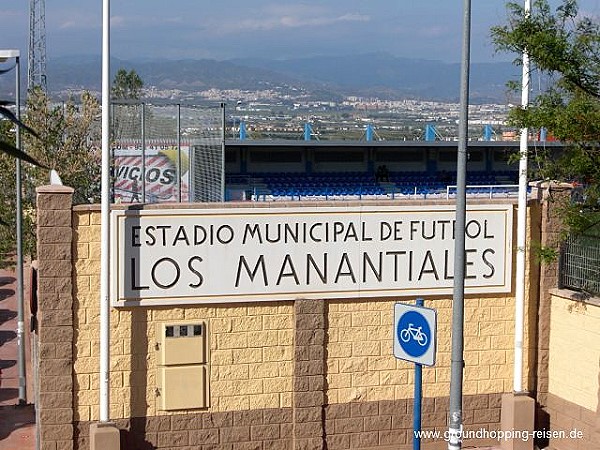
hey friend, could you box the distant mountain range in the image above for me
[231,54,520,103]
[4,53,521,103]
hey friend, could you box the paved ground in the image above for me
[0,270,35,450]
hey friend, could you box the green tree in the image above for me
[112,68,144,100]
[491,0,600,235]
[23,87,102,205]
[111,69,145,142]
[0,63,47,262]
[0,88,102,261]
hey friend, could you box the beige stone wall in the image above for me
[548,291,600,412]
[326,204,538,404]
[36,186,76,450]
[326,295,521,404]
[73,210,294,422]
[72,200,533,424]
[46,185,600,450]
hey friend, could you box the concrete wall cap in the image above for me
[530,180,574,190]
[550,288,600,307]
[74,197,518,213]
[37,185,75,194]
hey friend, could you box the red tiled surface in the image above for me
[0,270,35,450]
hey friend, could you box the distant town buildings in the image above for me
[56,84,514,141]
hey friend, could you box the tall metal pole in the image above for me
[514,0,531,394]
[141,103,146,203]
[448,1,471,449]
[221,103,226,201]
[413,297,425,450]
[15,53,27,405]
[177,103,182,203]
[100,0,111,423]
[110,103,115,203]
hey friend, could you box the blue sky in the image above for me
[3,1,600,63]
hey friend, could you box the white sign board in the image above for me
[111,205,513,306]
[394,303,437,366]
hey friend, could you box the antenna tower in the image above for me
[28,0,47,91]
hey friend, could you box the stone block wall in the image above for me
[532,181,572,407]
[34,195,550,449]
[73,208,296,424]
[528,181,600,449]
[326,296,523,406]
[36,185,75,450]
[77,409,294,449]
[324,394,502,449]
[545,291,600,450]
[68,200,528,449]
[324,294,516,448]
[293,299,327,450]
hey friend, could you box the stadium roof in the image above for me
[225,139,564,148]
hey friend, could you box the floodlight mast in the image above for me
[28,0,47,91]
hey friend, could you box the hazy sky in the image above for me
[3,1,600,63]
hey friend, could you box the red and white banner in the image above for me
[112,142,190,203]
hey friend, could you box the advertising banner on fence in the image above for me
[111,204,513,306]
[112,142,190,203]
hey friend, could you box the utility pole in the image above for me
[448,0,472,449]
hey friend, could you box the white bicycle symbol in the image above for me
[400,323,428,347]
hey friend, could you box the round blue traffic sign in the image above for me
[396,311,431,358]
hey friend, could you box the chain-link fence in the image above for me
[560,234,600,296]
[111,102,224,204]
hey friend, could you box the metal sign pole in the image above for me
[413,297,424,450]
[414,363,422,450]
[395,298,436,450]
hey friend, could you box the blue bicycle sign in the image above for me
[400,323,428,347]
[394,303,436,366]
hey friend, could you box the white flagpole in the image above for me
[514,0,531,394]
[100,0,111,422]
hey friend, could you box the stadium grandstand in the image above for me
[223,140,550,201]
[112,138,562,203]
[109,103,562,203]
